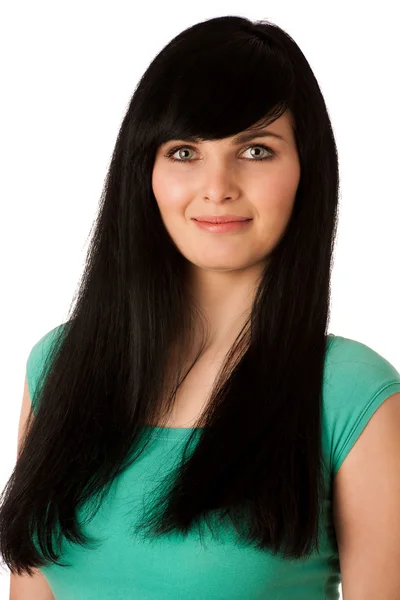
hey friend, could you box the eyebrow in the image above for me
[168,130,286,146]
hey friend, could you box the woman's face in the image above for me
[152,111,301,273]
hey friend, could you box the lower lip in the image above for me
[192,219,252,233]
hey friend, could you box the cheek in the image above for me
[264,159,300,197]
[155,193,186,224]
[256,169,299,236]
[152,167,189,215]
[255,173,298,217]
[269,165,299,220]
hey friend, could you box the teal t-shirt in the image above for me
[25,324,400,600]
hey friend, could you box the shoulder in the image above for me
[323,334,400,410]
[324,333,400,382]
[26,322,66,375]
[26,322,68,414]
[322,334,400,478]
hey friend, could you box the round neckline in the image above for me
[141,424,204,440]
[139,334,335,440]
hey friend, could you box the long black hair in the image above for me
[0,15,339,576]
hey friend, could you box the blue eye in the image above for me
[165,143,276,163]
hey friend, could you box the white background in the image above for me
[1,1,399,598]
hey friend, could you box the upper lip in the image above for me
[192,215,251,223]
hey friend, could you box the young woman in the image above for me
[2,14,400,600]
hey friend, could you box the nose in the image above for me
[200,166,240,204]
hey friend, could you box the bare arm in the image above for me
[9,376,55,600]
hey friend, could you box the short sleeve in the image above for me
[26,323,66,415]
[322,335,400,479]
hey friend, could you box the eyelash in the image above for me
[165,143,276,163]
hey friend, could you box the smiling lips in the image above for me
[193,215,251,223]
[192,219,252,234]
